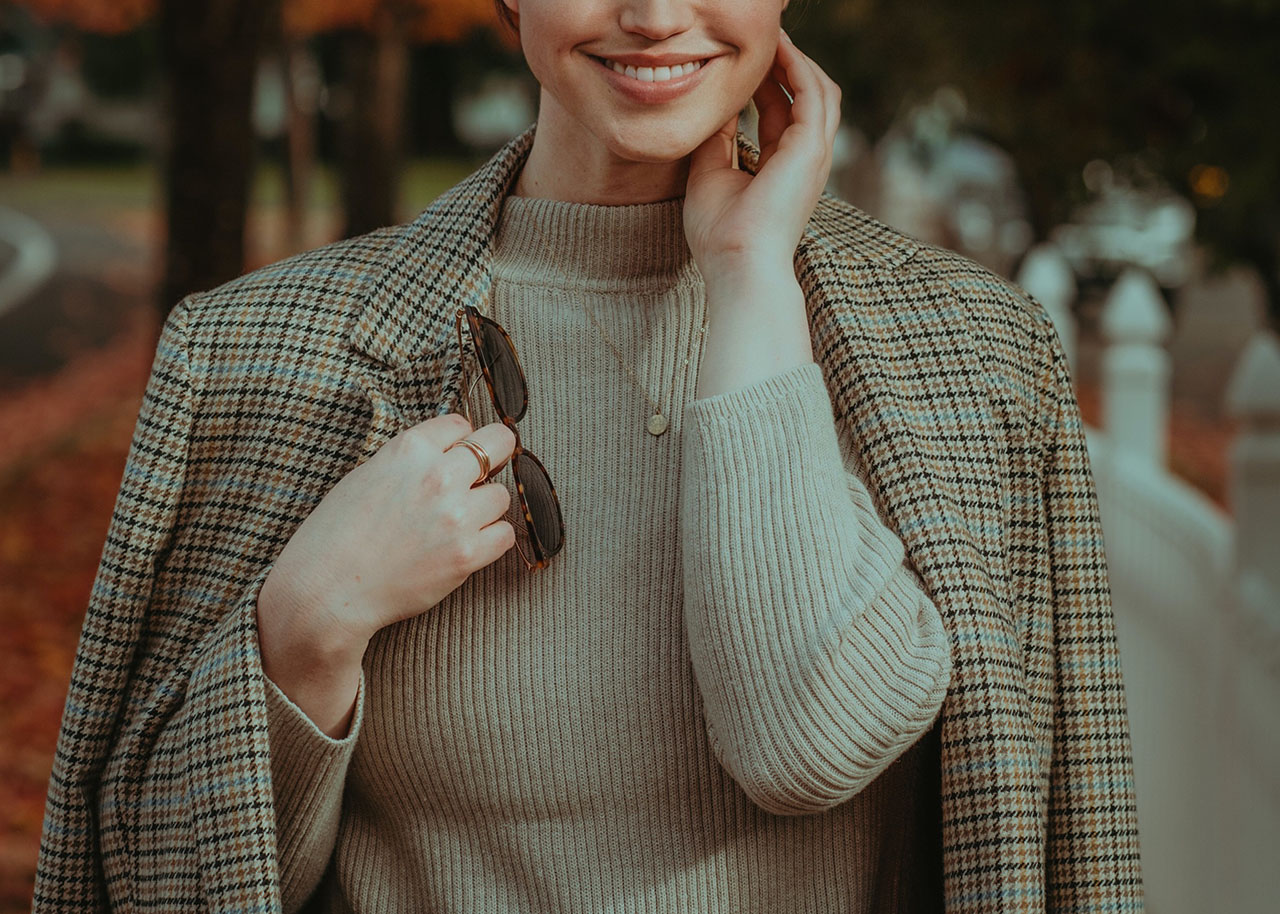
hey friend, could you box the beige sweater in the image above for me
[263,196,952,913]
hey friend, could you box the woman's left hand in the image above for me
[683,28,842,282]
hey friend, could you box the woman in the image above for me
[36,1,1144,912]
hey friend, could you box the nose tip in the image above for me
[619,0,694,41]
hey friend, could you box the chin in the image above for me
[599,119,724,165]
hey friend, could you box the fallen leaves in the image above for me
[0,313,156,914]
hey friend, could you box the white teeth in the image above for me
[602,58,703,82]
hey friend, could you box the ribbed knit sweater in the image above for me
[263,196,953,913]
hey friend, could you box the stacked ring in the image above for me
[447,438,492,488]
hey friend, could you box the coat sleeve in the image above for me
[1038,332,1145,910]
[679,362,952,816]
[35,300,198,912]
[34,301,285,913]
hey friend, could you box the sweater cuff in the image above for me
[687,360,849,485]
[264,668,364,912]
[689,361,836,432]
[264,670,364,774]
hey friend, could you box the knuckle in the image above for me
[420,464,447,497]
[451,538,478,569]
[442,411,473,434]
[441,502,468,531]
[405,423,439,455]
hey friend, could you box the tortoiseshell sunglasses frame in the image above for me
[455,305,565,571]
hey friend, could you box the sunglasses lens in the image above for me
[515,454,563,558]
[477,317,526,422]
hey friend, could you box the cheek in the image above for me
[719,49,778,118]
[710,7,784,102]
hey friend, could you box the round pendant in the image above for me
[647,413,669,436]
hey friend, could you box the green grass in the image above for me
[0,156,481,218]
[0,164,159,211]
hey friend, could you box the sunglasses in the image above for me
[455,305,565,570]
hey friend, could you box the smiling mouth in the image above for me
[590,55,707,83]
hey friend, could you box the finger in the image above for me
[767,55,795,108]
[469,519,517,569]
[817,67,843,144]
[778,33,843,180]
[441,421,517,487]
[467,481,513,526]
[411,411,474,453]
[775,31,829,137]
[802,53,842,144]
[753,63,793,168]
[687,112,740,184]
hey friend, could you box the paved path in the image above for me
[0,206,58,319]
[0,206,152,392]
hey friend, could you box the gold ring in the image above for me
[447,438,491,487]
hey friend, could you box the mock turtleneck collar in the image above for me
[490,194,701,293]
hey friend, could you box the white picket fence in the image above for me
[1018,248,1280,914]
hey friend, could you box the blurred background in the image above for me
[0,1,1276,911]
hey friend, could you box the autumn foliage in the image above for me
[286,0,498,42]
[16,0,500,41]
[17,0,155,34]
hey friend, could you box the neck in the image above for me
[515,98,691,205]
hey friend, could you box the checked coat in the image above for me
[36,126,1144,913]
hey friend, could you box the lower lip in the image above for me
[590,55,711,104]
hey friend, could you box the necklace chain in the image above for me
[580,299,709,436]
[503,189,710,437]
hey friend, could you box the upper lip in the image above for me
[590,52,715,67]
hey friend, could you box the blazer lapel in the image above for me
[346,126,538,459]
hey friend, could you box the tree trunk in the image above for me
[283,38,320,251]
[411,43,461,157]
[158,0,274,316]
[339,7,409,239]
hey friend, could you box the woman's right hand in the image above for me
[256,412,517,735]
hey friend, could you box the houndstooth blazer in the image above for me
[36,125,1144,913]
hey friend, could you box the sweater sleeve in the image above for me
[680,361,952,816]
[263,656,365,913]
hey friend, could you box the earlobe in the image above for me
[503,0,519,15]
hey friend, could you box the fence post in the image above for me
[1226,330,1280,605]
[1101,268,1172,464]
[1017,243,1077,372]
[1218,329,1280,914]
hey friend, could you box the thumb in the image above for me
[687,113,740,184]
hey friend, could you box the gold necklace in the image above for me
[501,185,711,435]
[502,187,709,436]
[581,300,709,437]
